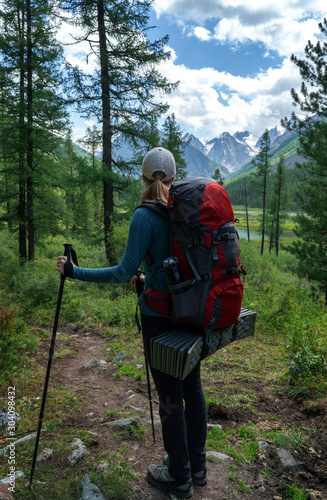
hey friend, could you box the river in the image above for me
[237,227,296,240]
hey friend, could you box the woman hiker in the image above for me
[56,147,207,499]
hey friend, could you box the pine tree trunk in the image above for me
[4,169,10,227]
[244,178,250,241]
[18,8,27,263]
[275,176,282,257]
[97,0,114,263]
[2,142,11,230]
[18,153,27,262]
[26,0,35,261]
[0,93,11,228]
[261,173,267,255]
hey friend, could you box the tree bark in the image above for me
[26,0,35,261]
[97,0,114,263]
[18,5,27,263]
[261,171,267,255]
[244,178,250,241]
[275,175,282,256]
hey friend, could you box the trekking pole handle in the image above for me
[64,243,78,265]
[62,244,78,278]
[64,243,72,259]
[135,269,145,298]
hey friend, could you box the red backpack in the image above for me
[141,177,245,340]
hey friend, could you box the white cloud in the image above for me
[191,27,212,41]
[56,2,323,140]
[153,0,325,24]
[154,0,324,58]
[158,54,303,137]
[151,0,324,138]
[211,17,321,58]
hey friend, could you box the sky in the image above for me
[60,0,326,142]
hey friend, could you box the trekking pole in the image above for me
[29,243,77,487]
[145,357,156,444]
[135,270,156,444]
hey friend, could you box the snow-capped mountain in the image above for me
[233,131,259,153]
[183,133,208,156]
[185,127,282,174]
[187,131,257,173]
[109,126,282,179]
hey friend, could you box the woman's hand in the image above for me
[55,256,76,275]
[131,271,145,289]
[132,271,145,297]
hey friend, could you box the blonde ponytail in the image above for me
[140,171,171,204]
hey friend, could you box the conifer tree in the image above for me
[272,156,288,256]
[282,18,327,300]
[0,70,16,231]
[212,168,224,185]
[161,113,187,179]
[140,116,161,153]
[77,126,104,234]
[59,0,177,262]
[285,120,327,300]
[116,116,161,179]
[267,156,288,255]
[251,129,272,255]
[0,0,68,261]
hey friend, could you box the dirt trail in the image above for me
[49,329,327,500]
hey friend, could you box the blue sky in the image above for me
[148,13,284,78]
[147,0,326,139]
[60,0,326,142]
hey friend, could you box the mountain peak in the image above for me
[183,133,208,155]
[256,126,282,147]
[111,123,291,179]
[233,131,251,140]
[233,131,259,153]
[219,131,233,139]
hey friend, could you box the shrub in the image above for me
[288,346,327,381]
[0,308,37,384]
[12,265,60,310]
[240,240,327,393]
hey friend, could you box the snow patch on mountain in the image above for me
[233,131,259,156]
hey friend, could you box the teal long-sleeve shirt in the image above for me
[73,206,170,316]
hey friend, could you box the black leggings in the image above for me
[141,314,207,484]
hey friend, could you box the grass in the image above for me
[263,426,314,448]
[206,426,259,464]
[0,231,326,498]
[233,205,296,232]
[115,424,146,441]
[286,483,309,499]
[13,438,137,499]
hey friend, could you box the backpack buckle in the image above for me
[201,273,212,281]
[191,237,203,246]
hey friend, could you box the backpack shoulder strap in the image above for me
[134,201,169,218]
[134,201,169,293]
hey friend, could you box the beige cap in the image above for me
[142,147,176,181]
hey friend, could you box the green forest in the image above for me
[0,1,327,499]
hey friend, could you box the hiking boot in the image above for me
[163,455,207,486]
[147,464,193,498]
[191,469,207,486]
